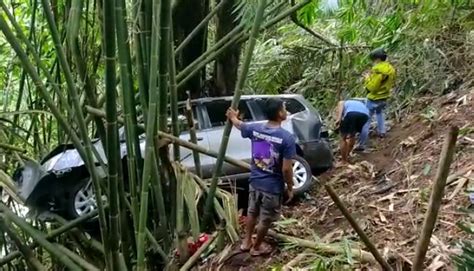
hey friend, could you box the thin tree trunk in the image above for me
[213,0,241,97]
[411,126,459,271]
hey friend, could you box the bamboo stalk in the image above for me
[0,209,100,266]
[175,161,187,263]
[67,0,107,143]
[175,0,228,54]
[169,29,180,161]
[116,0,141,240]
[185,92,203,177]
[268,231,377,264]
[0,142,26,153]
[102,0,123,268]
[179,232,218,271]
[323,182,392,270]
[0,216,46,271]
[411,126,458,271]
[136,0,162,267]
[159,0,176,237]
[203,0,267,227]
[0,203,82,270]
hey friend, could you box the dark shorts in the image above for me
[248,187,282,227]
[340,112,369,137]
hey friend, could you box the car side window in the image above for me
[250,98,306,121]
[204,100,253,128]
[284,98,306,114]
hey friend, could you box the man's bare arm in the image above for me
[334,101,344,125]
[282,158,294,191]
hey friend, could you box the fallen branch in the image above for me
[322,182,393,270]
[411,126,459,271]
[268,231,376,264]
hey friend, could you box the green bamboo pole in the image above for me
[0,216,46,271]
[0,203,81,270]
[67,0,107,143]
[133,0,148,122]
[184,94,203,177]
[176,23,244,82]
[203,0,267,227]
[0,210,100,266]
[38,1,111,264]
[159,0,176,236]
[175,0,228,54]
[116,0,141,235]
[10,0,37,145]
[115,0,142,260]
[136,0,162,268]
[177,0,311,88]
[169,28,180,161]
[102,0,122,268]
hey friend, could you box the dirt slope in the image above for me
[214,88,473,270]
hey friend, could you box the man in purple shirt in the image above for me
[226,98,296,256]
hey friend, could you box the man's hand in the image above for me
[285,188,294,204]
[362,70,370,79]
[226,108,239,121]
[226,107,242,129]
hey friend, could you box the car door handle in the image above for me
[189,137,203,142]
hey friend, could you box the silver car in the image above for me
[12,94,333,219]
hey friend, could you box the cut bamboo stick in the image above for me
[411,126,458,271]
[323,182,393,270]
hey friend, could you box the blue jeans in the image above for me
[358,99,387,148]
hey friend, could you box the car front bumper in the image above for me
[299,139,333,174]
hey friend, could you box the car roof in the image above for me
[178,94,304,106]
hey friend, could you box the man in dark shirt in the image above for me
[226,98,296,256]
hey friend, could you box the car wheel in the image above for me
[292,155,313,195]
[66,178,98,219]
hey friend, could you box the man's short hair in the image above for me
[263,98,284,121]
[369,48,387,61]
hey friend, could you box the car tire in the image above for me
[65,178,98,220]
[292,155,313,196]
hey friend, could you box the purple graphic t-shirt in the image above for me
[241,123,296,194]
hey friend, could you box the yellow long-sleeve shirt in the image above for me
[364,61,396,101]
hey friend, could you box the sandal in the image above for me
[240,241,252,252]
[249,242,273,256]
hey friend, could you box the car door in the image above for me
[201,99,253,177]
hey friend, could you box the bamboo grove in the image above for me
[0,0,316,270]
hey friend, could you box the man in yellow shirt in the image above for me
[357,48,396,151]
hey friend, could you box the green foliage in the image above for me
[246,0,474,118]
[452,221,474,270]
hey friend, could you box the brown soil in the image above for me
[206,89,474,270]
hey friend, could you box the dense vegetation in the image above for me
[0,0,473,270]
